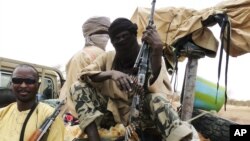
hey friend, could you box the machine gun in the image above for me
[134,0,156,87]
[130,0,156,122]
[28,100,64,141]
[125,1,157,141]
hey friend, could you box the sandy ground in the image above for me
[171,100,250,125]
[217,104,250,124]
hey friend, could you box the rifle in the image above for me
[134,0,156,87]
[28,100,64,141]
[129,0,156,120]
[125,1,157,140]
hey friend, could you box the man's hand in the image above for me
[90,70,134,93]
[110,70,133,93]
[142,25,163,53]
[141,25,163,84]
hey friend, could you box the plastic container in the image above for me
[194,76,225,112]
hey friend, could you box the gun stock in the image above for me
[28,100,64,141]
[28,130,42,141]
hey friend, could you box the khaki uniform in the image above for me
[59,16,110,117]
[59,46,105,117]
[70,51,195,140]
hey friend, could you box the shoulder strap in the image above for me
[20,102,38,141]
[214,13,230,111]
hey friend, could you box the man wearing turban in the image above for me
[70,18,199,141]
[59,16,111,118]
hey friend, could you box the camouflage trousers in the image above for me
[70,81,194,140]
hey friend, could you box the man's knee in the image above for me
[70,81,86,95]
[147,93,173,112]
[70,81,90,101]
[147,93,180,127]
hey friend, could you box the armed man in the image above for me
[0,64,65,141]
[69,17,199,141]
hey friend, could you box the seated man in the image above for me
[69,18,199,141]
[59,16,111,117]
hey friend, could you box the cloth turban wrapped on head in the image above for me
[82,16,111,49]
[82,16,111,37]
[108,18,138,39]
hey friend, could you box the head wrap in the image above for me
[82,16,111,49]
[108,18,138,39]
[82,16,111,37]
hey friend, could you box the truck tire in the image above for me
[191,109,239,141]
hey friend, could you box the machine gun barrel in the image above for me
[133,0,156,86]
[126,2,157,140]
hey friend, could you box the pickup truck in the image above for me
[0,56,65,108]
[0,57,238,141]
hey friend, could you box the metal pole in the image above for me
[181,57,198,121]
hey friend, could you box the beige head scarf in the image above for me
[82,16,111,49]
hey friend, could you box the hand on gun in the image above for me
[136,25,163,86]
[141,25,163,53]
[110,70,134,93]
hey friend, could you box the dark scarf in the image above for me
[108,18,138,39]
[112,54,138,75]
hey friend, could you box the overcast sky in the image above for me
[1,0,250,100]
